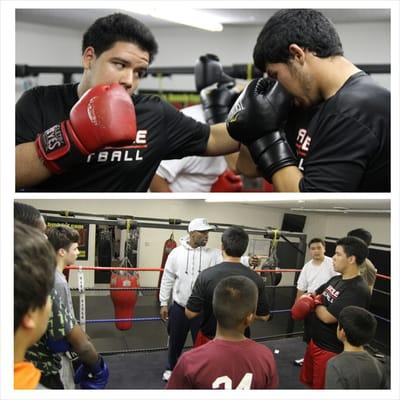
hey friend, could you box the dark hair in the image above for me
[347,228,372,247]
[14,221,56,332]
[213,276,258,329]
[14,202,43,230]
[338,306,377,346]
[308,237,325,248]
[47,225,80,252]
[82,13,158,64]
[221,226,249,257]
[336,236,368,266]
[253,9,344,70]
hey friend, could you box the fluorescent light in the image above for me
[123,7,223,32]
[290,208,389,214]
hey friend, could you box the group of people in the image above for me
[14,202,109,389]
[158,220,387,389]
[14,204,388,390]
[15,9,389,192]
[292,231,384,389]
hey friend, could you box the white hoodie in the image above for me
[159,236,249,307]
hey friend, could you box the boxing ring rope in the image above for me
[16,63,391,84]
[65,265,391,349]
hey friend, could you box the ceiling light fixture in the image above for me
[124,7,223,32]
[290,208,389,214]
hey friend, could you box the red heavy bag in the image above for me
[156,234,177,297]
[110,272,139,330]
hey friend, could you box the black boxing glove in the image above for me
[226,78,297,182]
[200,82,240,124]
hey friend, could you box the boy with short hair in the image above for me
[47,225,81,318]
[46,225,87,388]
[325,305,387,389]
[14,221,56,389]
[167,275,278,389]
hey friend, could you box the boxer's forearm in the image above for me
[271,166,303,192]
[16,142,52,188]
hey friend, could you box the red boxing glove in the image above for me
[35,83,137,173]
[291,295,316,320]
[210,169,243,192]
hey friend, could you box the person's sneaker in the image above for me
[162,369,172,381]
[293,358,304,366]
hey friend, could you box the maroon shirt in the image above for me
[166,338,278,389]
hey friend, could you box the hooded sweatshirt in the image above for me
[159,236,249,307]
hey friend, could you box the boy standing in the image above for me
[167,275,278,389]
[325,306,387,389]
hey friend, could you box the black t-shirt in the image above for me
[292,71,390,192]
[186,262,270,338]
[16,84,210,192]
[309,275,370,353]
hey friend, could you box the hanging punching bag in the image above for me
[110,271,140,330]
[156,233,177,297]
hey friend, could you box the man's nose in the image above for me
[120,69,135,90]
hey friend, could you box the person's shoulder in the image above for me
[326,352,341,366]
[33,83,76,96]
[19,83,79,109]
[133,92,163,104]
[200,263,219,277]
[330,72,389,116]
[365,257,377,271]
[133,93,181,119]
[18,83,66,101]
[167,245,181,258]
[205,247,221,255]
[250,339,274,353]
[181,340,212,360]
[349,71,389,94]
[327,274,342,286]
[247,266,265,283]
[324,256,334,266]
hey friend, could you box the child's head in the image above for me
[221,226,249,257]
[213,275,258,331]
[47,225,80,266]
[337,306,377,346]
[14,202,46,233]
[14,221,56,345]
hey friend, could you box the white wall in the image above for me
[15,18,390,93]
[18,200,390,287]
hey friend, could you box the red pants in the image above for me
[193,330,211,348]
[300,339,337,389]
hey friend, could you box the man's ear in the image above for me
[58,248,66,258]
[348,254,357,266]
[82,46,96,70]
[20,310,36,330]
[337,326,346,342]
[245,312,255,327]
[288,44,306,65]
